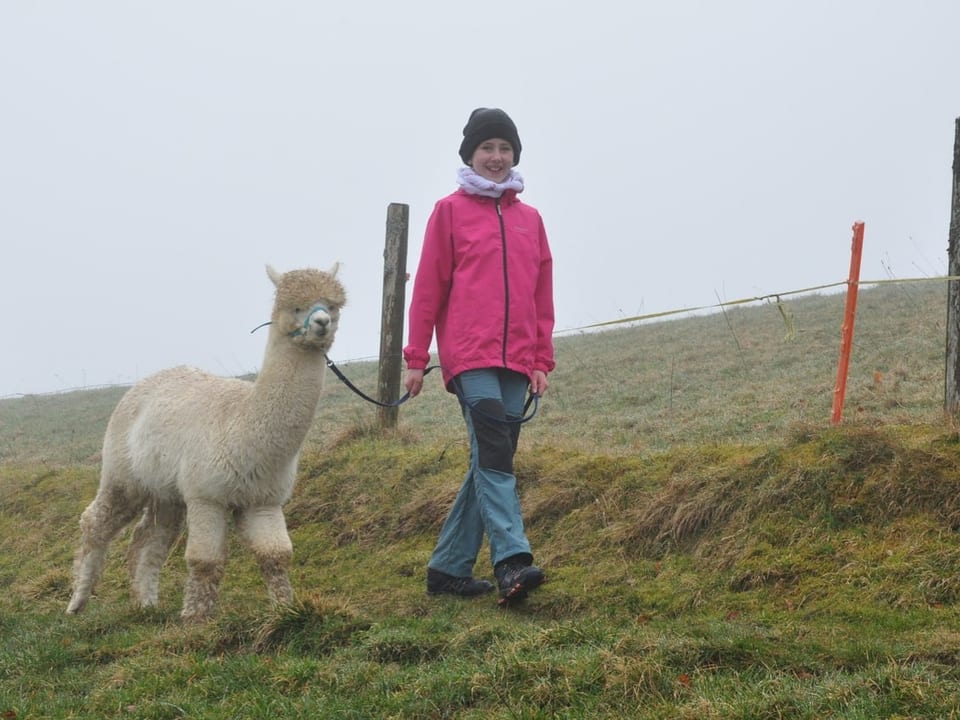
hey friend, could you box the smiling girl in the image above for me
[404,107,555,605]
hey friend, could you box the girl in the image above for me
[404,107,555,604]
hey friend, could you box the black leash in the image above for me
[324,355,539,423]
[251,319,540,422]
[323,355,433,408]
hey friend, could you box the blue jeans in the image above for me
[428,368,533,577]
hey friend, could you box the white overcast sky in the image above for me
[1,1,958,397]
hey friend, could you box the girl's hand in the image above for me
[404,368,425,398]
[530,370,548,396]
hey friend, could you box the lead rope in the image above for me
[250,320,538,422]
[324,356,539,423]
[323,356,435,408]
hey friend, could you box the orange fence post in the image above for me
[831,221,865,425]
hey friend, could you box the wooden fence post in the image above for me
[377,203,409,429]
[945,118,960,419]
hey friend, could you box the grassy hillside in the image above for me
[1,280,947,465]
[3,280,960,718]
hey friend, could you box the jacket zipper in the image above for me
[495,198,509,366]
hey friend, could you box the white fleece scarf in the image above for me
[457,166,525,198]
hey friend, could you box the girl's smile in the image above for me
[470,138,514,183]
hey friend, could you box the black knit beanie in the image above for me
[458,108,522,166]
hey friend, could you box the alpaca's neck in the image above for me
[237,334,328,463]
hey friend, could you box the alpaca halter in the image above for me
[249,303,331,337]
[290,303,331,337]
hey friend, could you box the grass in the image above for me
[3,280,960,718]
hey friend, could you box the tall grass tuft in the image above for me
[254,594,371,655]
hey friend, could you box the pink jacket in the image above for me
[404,187,555,390]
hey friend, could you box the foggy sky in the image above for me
[2,1,958,397]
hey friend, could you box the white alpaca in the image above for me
[66,264,346,622]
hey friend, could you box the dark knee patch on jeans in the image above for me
[470,399,514,473]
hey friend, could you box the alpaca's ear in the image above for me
[328,262,341,278]
[266,264,283,287]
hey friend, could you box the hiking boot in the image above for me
[426,568,495,597]
[494,555,545,605]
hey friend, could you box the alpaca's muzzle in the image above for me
[291,303,332,338]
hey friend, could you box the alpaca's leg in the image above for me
[126,501,185,609]
[180,499,228,622]
[236,505,294,606]
[66,485,142,614]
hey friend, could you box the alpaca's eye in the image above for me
[294,308,302,313]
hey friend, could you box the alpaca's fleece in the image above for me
[66,263,345,622]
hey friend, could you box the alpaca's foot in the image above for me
[259,557,293,606]
[133,595,160,610]
[66,594,87,615]
[180,596,218,623]
[180,607,215,623]
[66,574,95,614]
[130,571,161,609]
[270,581,294,606]
[66,546,112,617]
[181,560,223,622]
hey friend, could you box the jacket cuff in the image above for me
[403,347,430,370]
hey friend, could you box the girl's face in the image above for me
[469,138,514,183]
